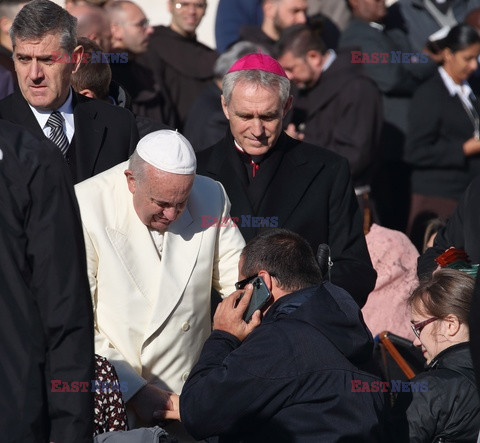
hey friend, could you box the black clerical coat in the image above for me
[0,89,139,183]
[0,120,94,441]
[197,131,376,307]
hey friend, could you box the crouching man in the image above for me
[162,229,385,442]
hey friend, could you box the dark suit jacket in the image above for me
[197,131,376,307]
[0,89,139,183]
[405,70,480,200]
[0,120,94,442]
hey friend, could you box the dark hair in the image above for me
[275,23,327,59]
[10,0,77,53]
[71,37,112,100]
[240,229,322,292]
[434,23,480,53]
[409,269,474,325]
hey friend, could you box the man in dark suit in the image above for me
[196,53,376,307]
[0,119,94,441]
[0,0,139,184]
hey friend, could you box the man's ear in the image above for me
[71,45,84,74]
[221,95,230,120]
[262,0,277,20]
[78,88,96,99]
[306,49,323,69]
[124,169,136,194]
[258,270,274,292]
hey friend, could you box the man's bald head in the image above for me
[107,0,153,53]
[69,2,111,51]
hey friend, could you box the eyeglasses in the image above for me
[174,1,207,11]
[411,317,438,338]
[235,275,257,290]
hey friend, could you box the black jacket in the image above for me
[0,89,139,183]
[0,120,94,441]
[180,283,385,442]
[391,343,480,442]
[197,131,376,307]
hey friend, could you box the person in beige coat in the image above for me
[75,130,245,440]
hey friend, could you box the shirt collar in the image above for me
[438,66,473,98]
[322,49,337,73]
[29,88,74,131]
[369,21,385,31]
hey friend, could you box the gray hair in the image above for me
[10,0,77,53]
[128,151,149,184]
[222,69,291,106]
[213,42,270,80]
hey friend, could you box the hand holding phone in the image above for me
[239,276,272,322]
[213,278,269,340]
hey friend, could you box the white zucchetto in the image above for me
[136,130,197,174]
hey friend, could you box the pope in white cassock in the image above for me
[75,130,245,440]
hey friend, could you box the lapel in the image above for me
[72,94,107,179]
[203,134,255,218]
[106,175,161,306]
[246,135,286,212]
[143,206,202,343]
[259,135,326,227]
[8,90,46,139]
[105,173,203,345]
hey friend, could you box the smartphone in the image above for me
[241,276,272,322]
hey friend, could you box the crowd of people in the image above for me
[1,0,480,441]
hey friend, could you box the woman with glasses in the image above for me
[391,269,480,442]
